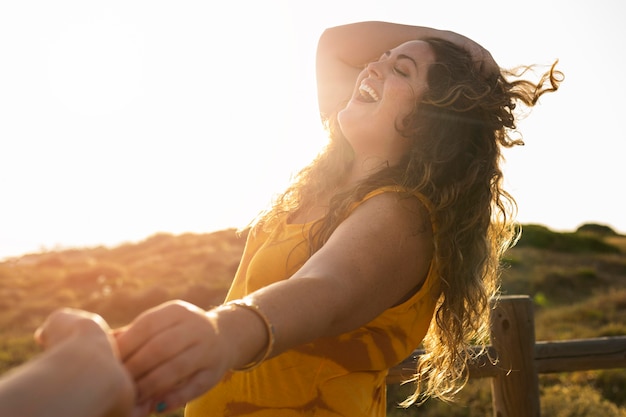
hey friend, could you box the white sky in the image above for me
[1,0,624,260]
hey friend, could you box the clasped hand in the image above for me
[115,300,233,414]
[37,301,229,417]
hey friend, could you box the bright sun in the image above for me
[0,5,326,259]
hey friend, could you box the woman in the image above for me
[116,21,562,415]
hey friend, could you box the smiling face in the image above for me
[337,40,435,164]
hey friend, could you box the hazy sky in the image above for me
[1,0,624,259]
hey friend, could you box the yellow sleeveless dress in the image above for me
[185,186,441,417]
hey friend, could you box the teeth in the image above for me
[359,82,379,102]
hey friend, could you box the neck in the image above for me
[345,154,394,186]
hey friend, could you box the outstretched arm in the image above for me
[316,21,497,118]
[0,309,135,417]
[116,193,434,413]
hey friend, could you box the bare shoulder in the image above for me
[323,190,434,265]
[308,190,434,313]
[348,191,432,238]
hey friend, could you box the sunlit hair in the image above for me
[251,37,562,403]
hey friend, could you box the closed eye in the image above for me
[375,51,416,77]
[394,67,408,77]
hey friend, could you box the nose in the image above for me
[366,60,384,79]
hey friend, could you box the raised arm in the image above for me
[316,21,497,119]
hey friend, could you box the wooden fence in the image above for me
[387,295,626,417]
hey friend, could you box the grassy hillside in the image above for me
[1,224,625,416]
[0,229,245,375]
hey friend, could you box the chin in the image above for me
[337,105,363,137]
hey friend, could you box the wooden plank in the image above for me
[387,336,626,383]
[387,346,500,384]
[535,336,626,373]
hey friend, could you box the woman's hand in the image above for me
[114,301,235,413]
[435,29,499,77]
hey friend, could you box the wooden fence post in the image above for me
[490,295,540,417]
[387,296,626,415]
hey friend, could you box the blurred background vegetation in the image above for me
[1,224,625,416]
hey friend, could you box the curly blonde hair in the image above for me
[253,37,562,403]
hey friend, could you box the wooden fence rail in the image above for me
[387,295,626,417]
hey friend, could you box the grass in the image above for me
[1,224,625,416]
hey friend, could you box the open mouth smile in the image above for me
[358,81,379,103]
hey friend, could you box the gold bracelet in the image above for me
[226,299,275,371]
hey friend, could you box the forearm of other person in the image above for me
[0,311,135,417]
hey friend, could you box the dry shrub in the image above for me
[541,384,626,417]
[387,378,492,416]
[594,369,626,407]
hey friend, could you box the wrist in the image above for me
[210,301,272,371]
[226,300,275,371]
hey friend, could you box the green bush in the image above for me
[577,223,619,237]
[517,225,621,254]
[532,268,607,304]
